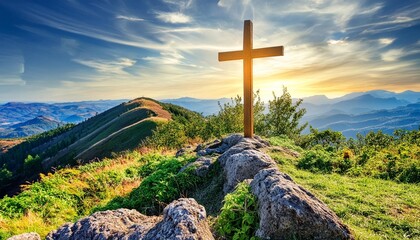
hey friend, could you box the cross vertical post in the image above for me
[218,20,284,138]
[243,20,253,138]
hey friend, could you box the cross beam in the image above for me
[218,20,284,138]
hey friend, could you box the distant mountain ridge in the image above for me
[305,103,420,138]
[0,116,62,138]
[302,90,420,105]
[0,100,126,138]
[0,90,418,139]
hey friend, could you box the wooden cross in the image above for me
[218,20,284,138]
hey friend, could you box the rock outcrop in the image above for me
[197,134,273,193]
[7,232,41,240]
[47,198,213,240]
[251,168,353,239]
[198,134,353,239]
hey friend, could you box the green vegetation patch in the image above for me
[269,138,420,240]
[95,154,201,215]
[295,129,420,183]
[214,182,259,240]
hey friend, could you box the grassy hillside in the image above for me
[0,137,418,239]
[267,139,419,239]
[0,98,173,196]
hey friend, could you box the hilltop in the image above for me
[0,91,418,239]
[0,98,194,197]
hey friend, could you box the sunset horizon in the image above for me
[1,0,419,102]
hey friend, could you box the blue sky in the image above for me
[0,0,419,102]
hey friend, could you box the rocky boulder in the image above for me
[250,168,353,240]
[217,136,269,166]
[222,149,276,193]
[7,232,41,240]
[47,198,213,240]
[46,208,160,240]
[145,198,213,239]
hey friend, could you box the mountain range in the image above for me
[0,90,419,139]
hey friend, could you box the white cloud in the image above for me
[73,57,136,74]
[116,15,144,22]
[155,11,191,23]
[143,50,186,65]
[327,39,348,46]
[381,49,403,61]
[378,38,395,45]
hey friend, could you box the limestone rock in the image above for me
[250,168,353,240]
[7,232,41,240]
[47,199,213,240]
[222,149,276,193]
[46,208,161,240]
[145,198,214,240]
[217,138,266,166]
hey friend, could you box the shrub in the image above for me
[144,121,188,149]
[215,182,259,240]
[263,87,307,139]
[297,146,334,173]
[362,144,420,183]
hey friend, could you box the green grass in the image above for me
[78,119,158,160]
[269,150,420,240]
[0,151,145,239]
[74,107,150,152]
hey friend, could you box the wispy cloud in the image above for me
[116,15,144,22]
[155,11,191,24]
[381,49,404,62]
[378,38,395,45]
[73,57,136,74]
